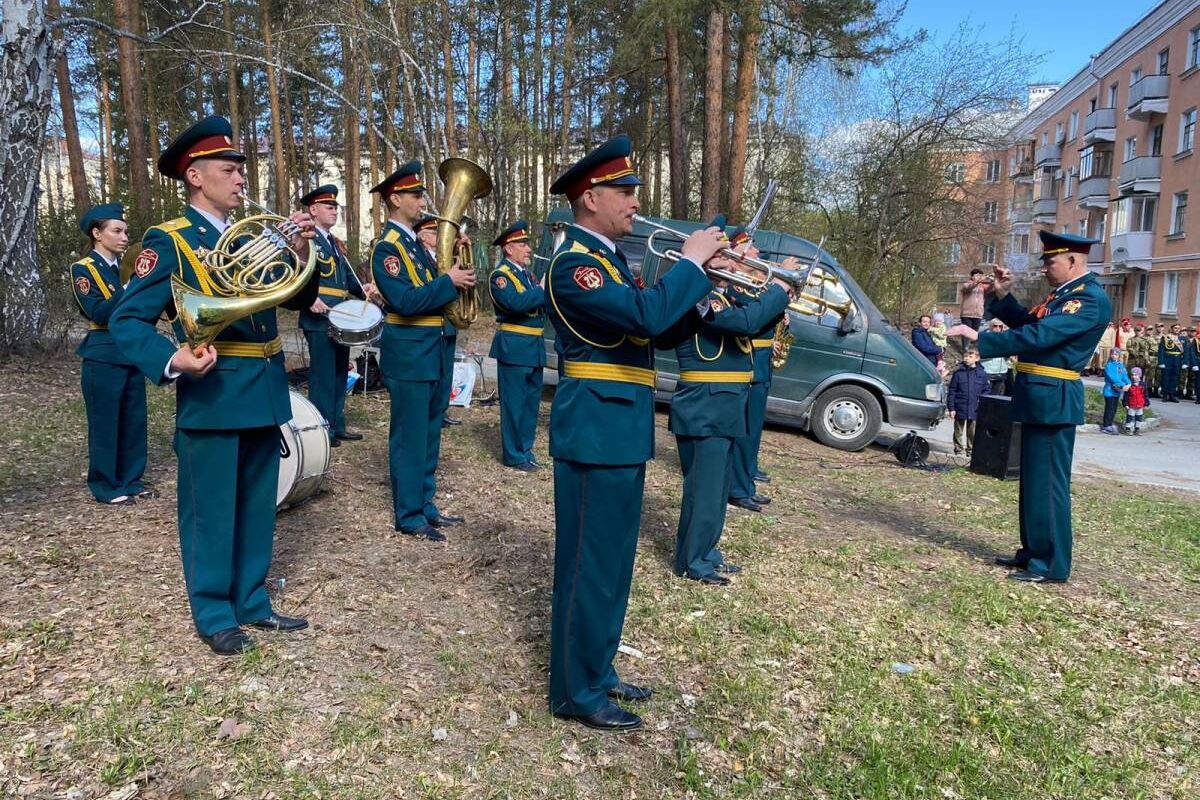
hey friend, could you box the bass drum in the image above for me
[277,389,331,511]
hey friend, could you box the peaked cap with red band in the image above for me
[414,213,439,233]
[300,184,339,207]
[549,134,642,201]
[370,161,425,195]
[157,115,245,180]
[1037,230,1097,260]
[492,219,530,247]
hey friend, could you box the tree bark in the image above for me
[442,0,456,155]
[700,6,725,220]
[260,6,289,209]
[342,31,362,259]
[225,0,240,142]
[726,13,761,222]
[99,71,117,203]
[46,0,88,210]
[664,23,688,219]
[558,10,573,174]
[113,0,150,217]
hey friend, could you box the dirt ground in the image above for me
[1,343,1197,799]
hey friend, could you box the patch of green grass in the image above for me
[1083,385,1156,424]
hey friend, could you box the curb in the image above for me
[1078,416,1161,434]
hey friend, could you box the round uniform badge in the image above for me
[1061,299,1082,314]
[134,248,158,278]
[495,276,508,289]
[573,265,604,291]
[384,256,401,276]
[74,276,91,295]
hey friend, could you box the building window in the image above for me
[937,281,959,305]
[1095,212,1107,241]
[1134,273,1148,312]
[1009,232,1029,254]
[1180,108,1196,153]
[1158,48,1170,75]
[1079,220,1088,238]
[946,162,966,183]
[1124,136,1138,161]
[1089,96,1097,113]
[1064,168,1074,198]
[1055,121,1064,142]
[982,242,997,264]
[1151,124,1164,156]
[1163,272,1180,314]
[947,241,961,264]
[1112,196,1157,234]
[1130,67,1143,86]
[1041,131,1049,146]
[985,159,1001,183]
[1079,145,1112,179]
[1171,191,1188,234]
[1107,83,1118,108]
[1190,27,1200,69]
[1068,111,1079,140]
[983,201,998,223]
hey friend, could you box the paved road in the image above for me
[883,378,1200,493]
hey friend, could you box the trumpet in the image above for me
[635,215,852,318]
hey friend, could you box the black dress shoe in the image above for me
[1008,569,1066,584]
[728,497,763,513]
[714,563,741,574]
[608,682,654,702]
[329,438,342,448]
[101,495,136,506]
[994,555,1028,569]
[750,494,772,505]
[442,415,463,427]
[428,514,464,528]
[335,431,363,441]
[248,613,309,632]
[688,573,731,586]
[509,461,540,473]
[555,703,642,732]
[398,524,447,542]
[200,627,255,656]
[136,488,159,499]
[754,472,771,483]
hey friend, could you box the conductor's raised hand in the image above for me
[990,265,1014,298]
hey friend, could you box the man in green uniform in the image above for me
[413,214,463,429]
[671,241,790,585]
[369,163,475,542]
[298,184,376,446]
[1150,323,1166,396]
[726,227,787,512]
[949,230,1110,584]
[1158,324,1184,402]
[109,116,317,654]
[545,134,726,731]
[71,203,152,506]
[1185,327,1200,404]
[488,220,546,471]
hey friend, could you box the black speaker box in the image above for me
[969,394,1021,480]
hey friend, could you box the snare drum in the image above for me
[277,390,331,511]
[328,300,384,347]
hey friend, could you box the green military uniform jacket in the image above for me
[1185,338,1200,370]
[109,206,318,429]
[370,219,458,382]
[299,229,364,332]
[670,286,790,437]
[489,257,547,368]
[1158,334,1184,364]
[545,226,712,465]
[71,250,134,366]
[978,272,1111,425]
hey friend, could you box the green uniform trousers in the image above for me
[425,337,456,517]
[81,360,148,502]
[384,377,443,531]
[175,426,278,636]
[549,460,645,716]
[498,363,541,465]
[1018,423,1076,581]
[730,382,768,499]
[1161,360,1181,399]
[304,330,350,438]
[674,435,735,578]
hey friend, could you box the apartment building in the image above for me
[1004,0,1200,324]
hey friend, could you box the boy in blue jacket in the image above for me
[947,348,989,455]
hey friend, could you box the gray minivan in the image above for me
[533,210,945,451]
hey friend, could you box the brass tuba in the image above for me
[171,197,317,349]
[433,157,493,329]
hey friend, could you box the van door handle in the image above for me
[842,350,860,356]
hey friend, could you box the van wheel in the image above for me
[810,385,881,451]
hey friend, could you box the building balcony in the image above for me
[1127,74,1169,120]
[1082,108,1117,144]
[1109,231,1154,270]
[1076,175,1112,209]
[1009,159,1035,182]
[1008,202,1032,225]
[1034,143,1062,167]
[1032,196,1058,221]
[1087,242,1105,265]
[1117,155,1162,195]
[1004,251,1033,272]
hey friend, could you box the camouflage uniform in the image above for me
[1126,332,1155,395]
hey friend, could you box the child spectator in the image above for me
[1124,366,1150,435]
[1101,347,1130,435]
[930,312,949,351]
[947,347,989,455]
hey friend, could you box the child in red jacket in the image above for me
[1124,366,1150,435]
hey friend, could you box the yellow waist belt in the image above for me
[563,361,657,388]
[751,338,775,348]
[319,287,350,298]
[498,322,545,336]
[212,337,283,358]
[678,370,753,384]
[89,322,108,331]
[1016,362,1080,380]
[385,313,444,327]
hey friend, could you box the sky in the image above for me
[894,0,1161,86]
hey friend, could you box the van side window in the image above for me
[615,238,647,279]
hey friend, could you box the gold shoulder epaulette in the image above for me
[383,229,401,245]
[73,257,94,269]
[569,241,590,254]
[150,216,191,234]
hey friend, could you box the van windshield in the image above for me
[616,238,648,278]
